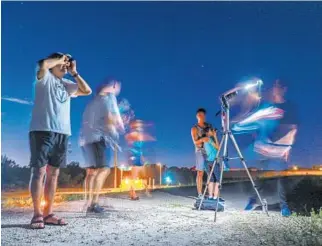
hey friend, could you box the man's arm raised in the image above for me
[37,55,67,80]
[73,74,92,96]
[68,60,92,96]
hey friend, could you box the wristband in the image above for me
[72,72,79,77]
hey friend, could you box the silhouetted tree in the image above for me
[1,155,30,189]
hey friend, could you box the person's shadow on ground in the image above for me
[1,224,30,229]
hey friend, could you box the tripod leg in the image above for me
[229,132,269,216]
[198,135,225,211]
[214,132,229,222]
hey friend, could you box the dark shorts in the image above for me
[206,161,221,183]
[29,131,69,168]
[195,151,207,171]
[81,139,113,169]
[128,153,144,167]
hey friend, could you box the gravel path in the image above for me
[2,190,321,246]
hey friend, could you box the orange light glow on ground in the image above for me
[120,178,144,190]
[40,200,46,207]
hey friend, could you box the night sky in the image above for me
[2,2,322,168]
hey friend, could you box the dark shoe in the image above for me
[207,197,225,202]
[30,215,45,229]
[281,204,291,217]
[218,197,225,202]
[43,214,68,226]
[244,197,259,211]
[130,196,140,201]
[87,204,105,213]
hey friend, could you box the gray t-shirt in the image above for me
[79,94,119,146]
[29,70,78,136]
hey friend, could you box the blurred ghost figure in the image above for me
[250,80,298,162]
[125,120,156,200]
[79,78,123,214]
[243,80,299,217]
[118,98,136,133]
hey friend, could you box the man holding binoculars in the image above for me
[29,52,91,229]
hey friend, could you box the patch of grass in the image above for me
[287,177,322,216]
[64,194,83,201]
[2,194,84,208]
[279,208,322,246]
[2,197,33,208]
[291,206,322,218]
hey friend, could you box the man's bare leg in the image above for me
[144,179,152,197]
[213,182,219,199]
[43,165,67,225]
[141,167,151,197]
[196,171,204,196]
[43,166,59,215]
[83,174,87,204]
[29,166,46,228]
[208,182,215,198]
[129,166,139,199]
[85,168,97,209]
[92,168,110,205]
[30,166,46,216]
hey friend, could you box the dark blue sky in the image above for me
[2,2,322,168]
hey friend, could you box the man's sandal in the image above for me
[30,215,45,229]
[44,214,68,226]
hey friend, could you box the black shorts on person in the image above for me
[29,131,69,168]
[81,138,112,169]
[206,161,221,183]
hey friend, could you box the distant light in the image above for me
[292,166,298,171]
[165,177,172,184]
[125,178,129,184]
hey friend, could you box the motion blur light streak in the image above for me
[245,79,263,90]
[253,127,297,161]
[254,141,291,160]
[273,128,297,146]
[235,107,284,126]
[225,78,263,98]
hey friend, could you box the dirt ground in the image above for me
[2,184,322,246]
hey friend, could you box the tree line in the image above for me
[1,155,197,190]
